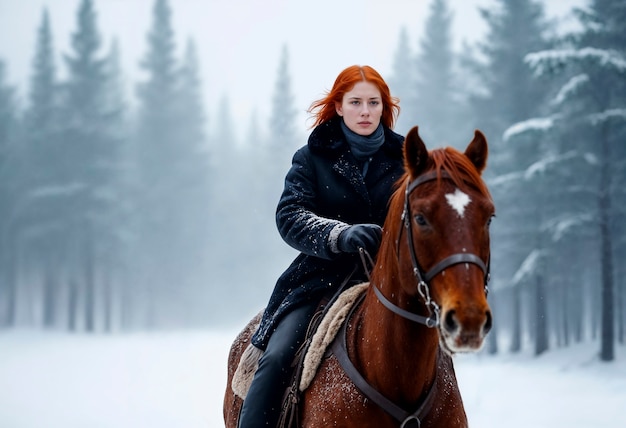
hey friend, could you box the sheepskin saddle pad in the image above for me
[231,282,368,399]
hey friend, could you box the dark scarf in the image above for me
[340,120,385,176]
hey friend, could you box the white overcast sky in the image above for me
[0,0,584,135]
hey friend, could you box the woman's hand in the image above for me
[337,224,383,255]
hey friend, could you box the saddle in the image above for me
[231,281,368,428]
[278,282,368,428]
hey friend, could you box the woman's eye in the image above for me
[414,214,427,226]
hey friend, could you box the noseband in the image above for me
[375,170,491,328]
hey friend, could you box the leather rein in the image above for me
[331,170,491,427]
[331,292,440,428]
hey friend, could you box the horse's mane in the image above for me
[377,147,491,274]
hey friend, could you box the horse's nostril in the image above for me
[444,310,458,333]
[483,310,493,334]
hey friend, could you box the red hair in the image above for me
[308,65,400,129]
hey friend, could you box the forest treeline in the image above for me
[0,0,624,361]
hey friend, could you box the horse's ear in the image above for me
[404,126,429,178]
[465,130,488,174]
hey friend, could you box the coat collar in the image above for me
[308,116,404,160]
[308,116,405,202]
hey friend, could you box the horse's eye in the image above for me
[487,214,495,227]
[414,214,427,226]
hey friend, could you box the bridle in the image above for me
[376,169,491,328]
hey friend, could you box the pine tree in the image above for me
[413,0,459,147]
[134,0,213,327]
[0,63,16,146]
[0,58,18,326]
[178,38,206,151]
[136,0,179,154]
[265,44,298,197]
[389,26,414,136]
[9,8,64,329]
[172,38,212,325]
[61,0,123,332]
[240,46,302,310]
[269,45,298,162]
[26,9,57,137]
[469,0,550,152]
[207,93,254,316]
[103,39,126,130]
[102,38,129,332]
[464,0,552,354]
[577,0,626,354]
[518,0,626,360]
[134,0,180,328]
[23,9,61,328]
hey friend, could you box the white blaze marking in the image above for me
[445,189,471,217]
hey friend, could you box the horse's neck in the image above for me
[350,285,440,403]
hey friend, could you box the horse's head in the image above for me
[384,126,494,353]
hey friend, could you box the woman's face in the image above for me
[336,80,383,136]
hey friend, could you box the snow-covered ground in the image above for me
[0,329,624,427]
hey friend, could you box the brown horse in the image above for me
[224,126,494,427]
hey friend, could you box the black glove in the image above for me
[338,224,383,255]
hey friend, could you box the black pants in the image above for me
[238,301,318,427]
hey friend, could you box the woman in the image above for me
[239,65,405,427]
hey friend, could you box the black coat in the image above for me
[251,116,405,350]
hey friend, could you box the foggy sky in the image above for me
[0,0,584,138]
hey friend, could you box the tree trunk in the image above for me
[42,256,57,328]
[120,271,131,331]
[618,275,624,344]
[103,266,112,333]
[42,274,56,327]
[599,127,614,362]
[84,227,96,333]
[561,281,569,347]
[535,273,549,356]
[68,279,79,331]
[573,273,584,343]
[599,212,614,361]
[510,285,522,352]
[2,229,19,326]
